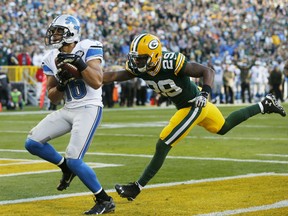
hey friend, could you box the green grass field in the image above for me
[0,103,287,215]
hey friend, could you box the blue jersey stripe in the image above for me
[79,106,103,159]
[42,64,53,75]
[86,47,103,60]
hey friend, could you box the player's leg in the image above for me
[65,105,115,214]
[217,103,261,135]
[25,109,71,164]
[24,109,73,190]
[115,106,205,201]
[200,93,286,136]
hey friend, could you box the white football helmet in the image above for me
[45,15,81,49]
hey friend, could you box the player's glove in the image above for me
[190,85,212,108]
[55,68,74,92]
[56,53,87,72]
[195,91,209,107]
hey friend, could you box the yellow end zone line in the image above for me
[0,172,287,207]
[0,162,122,177]
[0,158,122,177]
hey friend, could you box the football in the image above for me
[55,57,82,79]
[59,62,82,79]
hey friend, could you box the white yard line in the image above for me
[1,149,288,165]
[1,129,288,141]
[1,102,287,116]
[195,200,288,216]
[257,154,288,158]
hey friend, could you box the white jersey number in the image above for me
[66,80,87,101]
[145,79,182,97]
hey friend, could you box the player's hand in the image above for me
[56,53,87,72]
[195,91,209,107]
[56,67,74,82]
[194,91,209,107]
[55,68,74,92]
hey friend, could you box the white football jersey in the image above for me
[250,65,267,84]
[42,39,103,108]
[213,65,224,83]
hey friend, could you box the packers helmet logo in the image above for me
[148,39,159,50]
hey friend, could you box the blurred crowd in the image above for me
[0,0,287,108]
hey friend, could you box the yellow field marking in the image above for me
[0,159,27,165]
[0,159,122,176]
[0,161,54,175]
[1,175,288,216]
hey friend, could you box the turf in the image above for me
[0,103,287,215]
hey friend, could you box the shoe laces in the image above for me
[269,94,282,108]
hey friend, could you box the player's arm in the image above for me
[103,69,135,84]
[183,62,215,88]
[183,62,215,107]
[46,75,65,105]
[81,58,103,89]
[56,53,103,90]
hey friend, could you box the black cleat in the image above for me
[115,182,141,201]
[84,197,115,215]
[260,94,286,117]
[57,170,76,191]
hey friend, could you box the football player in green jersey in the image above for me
[103,33,286,201]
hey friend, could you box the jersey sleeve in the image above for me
[174,52,187,76]
[79,39,104,63]
[42,50,58,76]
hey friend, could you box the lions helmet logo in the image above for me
[65,16,80,33]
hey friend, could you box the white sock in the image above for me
[135,181,143,190]
[258,102,264,113]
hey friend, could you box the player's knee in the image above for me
[217,126,228,135]
[66,158,82,169]
[216,122,228,135]
[25,138,42,155]
[66,158,83,174]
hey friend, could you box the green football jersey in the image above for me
[135,51,200,109]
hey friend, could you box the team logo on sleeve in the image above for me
[75,50,84,57]
[148,39,159,50]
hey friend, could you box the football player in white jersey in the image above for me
[24,15,115,214]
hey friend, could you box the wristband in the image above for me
[75,56,88,72]
[201,84,212,95]
[78,62,87,73]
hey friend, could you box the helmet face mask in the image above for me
[128,53,151,73]
[45,27,66,46]
[45,15,81,49]
[128,34,162,74]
